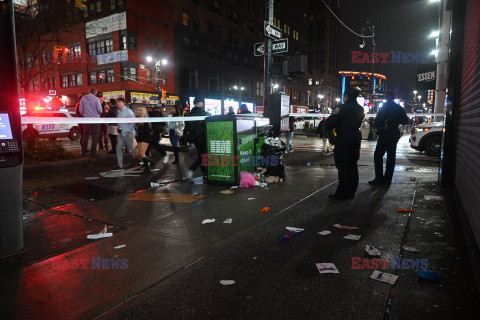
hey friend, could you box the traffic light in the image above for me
[161,89,167,101]
[75,0,87,10]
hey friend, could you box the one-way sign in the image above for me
[264,21,282,40]
[254,38,289,56]
[254,42,265,56]
[272,38,288,53]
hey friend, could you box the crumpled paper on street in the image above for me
[318,230,331,236]
[333,224,359,230]
[223,218,233,224]
[402,245,420,253]
[365,245,381,256]
[316,263,339,274]
[87,225,113,240]
[202,218,216,224]
[370,270,398,284]
[286,227,304,233]
[343,234,361,241]
[220,280,235,285]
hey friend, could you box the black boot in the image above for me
[172,149,179,164]
[147,156,157,166]
[141,157,151,174]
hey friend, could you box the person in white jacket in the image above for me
[168,105,185,164]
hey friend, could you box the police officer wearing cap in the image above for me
[325,88,365,200]
[369,91,409,185]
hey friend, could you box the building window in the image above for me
[121,31,137,50]
[246,0,254,12]
[88,38,113,56]
[308,78,313,85]
[107,69,114,83]
[227,9,238,24]
[146,70,152,83]
[207,0,220,15]
[89,71,97,84]
[110,0,116,10]
[256,81,264,96]
[227,30,238,46]
[61,76,68,88]
[206,73,220,93]
[244,19,254,33]
[207,21,220,38]
[182,10,190,27]
[96,0,101,13]
[69,74,77,87]
[191,13,199,30]
[68,44,81,60]
[77,74,83,86]
[180,67,198,90]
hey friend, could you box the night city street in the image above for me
[1,0,480,319]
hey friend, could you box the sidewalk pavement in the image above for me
[0,136,478,319]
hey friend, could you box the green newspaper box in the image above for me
[205,115,270,185]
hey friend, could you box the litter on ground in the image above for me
[370,270,398,284]
[279,231,306,242]
[114,245,126,249]
[318,230,331,236]
[248,198,255,200]
[316,263,339,274]
[365,245,381,256]
[333,224,359,230]
[259,207,271,213]
[402,245,420,253]
[397,209,415,213]
[223,218,233,224]
[220,280,235,285]
[344,234,361,241]
[220,190,235,194]
[87,225,113,240]
[286,227,304,233]
[202,218,216,224]
[418,270,442,281]
[193,177,204,185]
[424,195,444,201]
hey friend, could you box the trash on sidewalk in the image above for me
[248,198,255,200]
[239,171,256,188]
[333,224,359,230]
[223,218,233,224]
[318,230,331,236]
[202,218,216,224]
[410,177,417,181]
[424,195,444,201]
[193,177,204,185]
[256,181,267,188]
[220,189,235,194]
[370,270,398,284]
[114,245,126,249]
[231,186,239,189]
[85,177,99,180]
[192,192,200,196]
[259,207,271,213]
[265,176,280,183]
[87,225,113,240]
[220,280,235,285]
[316,263,339,274]
[418,270,442,282]
[150,182,161,188]
[344,234,361,241]
[397,209,415,213]
[279,231,306,242]
[402,245,420,253]
[365,245,381,256]
[286,227,304,233]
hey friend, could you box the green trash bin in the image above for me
[205,115,270,185]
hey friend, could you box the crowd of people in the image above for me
[76,87,187,175]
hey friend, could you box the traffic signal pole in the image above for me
[263,0,274,109]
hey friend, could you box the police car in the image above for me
[22,110,81,141]
[409,122,443,157]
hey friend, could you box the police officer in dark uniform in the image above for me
[369,91,409,185]
[326,88,365,200]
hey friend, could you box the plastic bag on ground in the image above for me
[239,171,256,188]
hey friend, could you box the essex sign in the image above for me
[264,21,282,40]
[254,39,289,56]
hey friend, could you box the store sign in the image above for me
[102,91,125,102]
[131,92,160,104]
[86,12,126,38]
[97,50,128,65]
[205,99,222,115]
[416,63,437,90]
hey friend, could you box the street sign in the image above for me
[254,39,288,56]
[254,42,265,56]
[272,38,288,53]
[264,21,282,40]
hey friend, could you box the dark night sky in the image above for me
[338,0,439,90]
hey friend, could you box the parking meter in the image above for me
[0,0,24,256]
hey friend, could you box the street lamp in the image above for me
[318,94,324,99]
[146,55,168,71]
[335,97,341,103]
[418,95,422,101]
[429,30,439,38]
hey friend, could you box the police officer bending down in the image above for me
[326,88,365,200]
[369,91,408,186]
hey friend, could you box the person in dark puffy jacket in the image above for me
[184,98,209,180]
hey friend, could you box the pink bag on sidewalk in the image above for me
[239,171,256,188]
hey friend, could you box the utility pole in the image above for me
[434,0,451,122]
[263,0,274,109]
